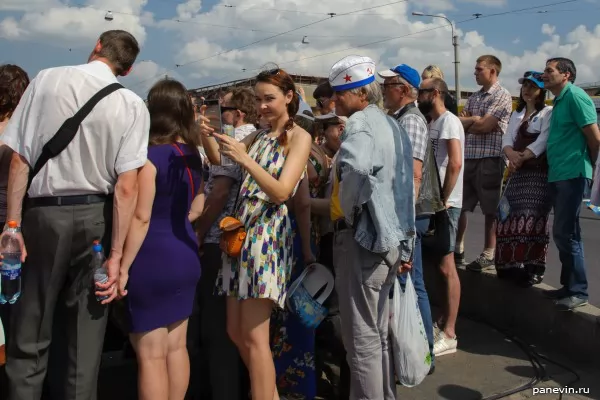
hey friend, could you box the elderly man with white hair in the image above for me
[328,55,415,399]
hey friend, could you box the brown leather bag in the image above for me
[219,216,247,257]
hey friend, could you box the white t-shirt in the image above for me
[429,110,465,208]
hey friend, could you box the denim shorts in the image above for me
[445,207,461,253]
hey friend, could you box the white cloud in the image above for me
[120,60,181,96]
[3,0,600,97]
[0,0,150,47]
[542,23,556,36]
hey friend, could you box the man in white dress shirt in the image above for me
[0,30,149,400]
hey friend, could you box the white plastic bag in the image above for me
[389,274,431,388]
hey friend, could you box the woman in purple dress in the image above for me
[117,79,205,400]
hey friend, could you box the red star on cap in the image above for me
[344,74,352,82]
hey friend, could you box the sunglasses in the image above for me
[523,71,543,81]
[220,106,238,114]
[381,82,406,91]
[257,68,280,79]
[316,98,330,108]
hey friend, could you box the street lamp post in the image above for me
[412,12,460,103]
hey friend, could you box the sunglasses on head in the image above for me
[524,71,543,81]
[257,68,280,79]
[316,98,330,108]
[220,106,238,114]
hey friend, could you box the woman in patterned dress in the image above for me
[496,71,553,287]
[199,68,312,400]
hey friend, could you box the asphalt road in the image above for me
[462,204,600,306]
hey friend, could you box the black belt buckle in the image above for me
[334,219,349,231]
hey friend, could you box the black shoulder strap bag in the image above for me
[27,83,124,189]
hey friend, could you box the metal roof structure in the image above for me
[188,74,327,108]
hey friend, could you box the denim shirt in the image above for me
[337,104,416,260]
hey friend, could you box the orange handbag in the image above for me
[219,216,247,257]
[218,130,264,258]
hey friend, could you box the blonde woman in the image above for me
[421,65,458,115]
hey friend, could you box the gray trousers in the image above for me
[6,201,111,400]
[333,228,398,400]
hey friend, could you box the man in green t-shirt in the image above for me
[542,57,600,311]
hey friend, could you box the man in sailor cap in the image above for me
[328,55,415,399]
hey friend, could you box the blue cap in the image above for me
[92,241,102,252]
[518,71,544,89]
[378,64,421,89]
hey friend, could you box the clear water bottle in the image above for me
[220,124,236,166]
[0,221,22,304]
[91,240,109,302]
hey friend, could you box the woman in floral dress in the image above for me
[200,68,312,400]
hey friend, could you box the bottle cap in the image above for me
[92,241,103,252]
[7,221,18,228]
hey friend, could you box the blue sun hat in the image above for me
[329,55,376,91]
[518,71,544,88]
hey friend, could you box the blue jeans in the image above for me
[550,177,589,300]
[398,216,434,365]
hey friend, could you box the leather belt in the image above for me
[333,219,349,231]
[26,194,112,207]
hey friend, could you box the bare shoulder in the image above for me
[290,125,312,147]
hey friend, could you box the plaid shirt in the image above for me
[464,82,512,159]
[394,104,428,162]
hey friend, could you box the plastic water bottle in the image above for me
[0,221,22,305]
[91,241,109,302]
[220,124,236,166]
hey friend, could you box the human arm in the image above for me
[502,111,524,170]
[399,115,427,199]
[337,120,376,224]
[570,92,600,165]
[194,174,235,243]
[188,181,206,223]
[413,159,423,200]
[95,168,139,303]
[583,123,600,165]
[525,107,552,158]
[310,197,331,217]
[115,162,156,298]
[1,152,29,262]
[442,139,462,205]
[96,99,150,302]
[465,91,512,135]
[215,128,312,205]
[293,177,315,263]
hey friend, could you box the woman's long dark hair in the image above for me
[515,83,547,113]
[147,79,200,147]
[255,68,299,146]
[0,64,30,121]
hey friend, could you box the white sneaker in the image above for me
[433,322,442,340]
[433,332,457,356]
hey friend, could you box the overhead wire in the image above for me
[198,0,580,88]
[129,0,413,89]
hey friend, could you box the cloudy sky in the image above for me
[1,0,599,98]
